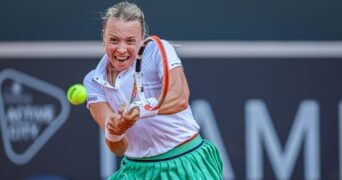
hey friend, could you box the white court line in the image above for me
[1,41,342,58]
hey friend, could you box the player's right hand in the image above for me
[105,104,140,142]
[119,104,140,130]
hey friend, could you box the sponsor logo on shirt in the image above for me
[88,96,97,102]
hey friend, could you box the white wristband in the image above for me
[127,100,159,119]
[105,130,125,142]
[104,116,125,142]
[139,104,159,119]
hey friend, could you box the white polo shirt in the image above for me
[83,40,200,158]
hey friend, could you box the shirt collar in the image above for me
[92,54,134,89]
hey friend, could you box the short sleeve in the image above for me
[83,70,107,108]
[162,40,183,70]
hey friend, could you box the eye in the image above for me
[109,37,118,44]
[127,38,136,45]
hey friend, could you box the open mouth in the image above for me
[115,56,129,62]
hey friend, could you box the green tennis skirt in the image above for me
[107,135,223,180]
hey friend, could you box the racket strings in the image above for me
[140,42,163,105]
[127,35,169,111]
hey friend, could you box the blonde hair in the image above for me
[102,1,148,38]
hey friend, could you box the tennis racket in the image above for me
[125,35,170,115]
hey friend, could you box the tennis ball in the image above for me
[67,84,87,105]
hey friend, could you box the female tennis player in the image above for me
[83,1,223,179]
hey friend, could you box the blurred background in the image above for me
[1,0,342,179]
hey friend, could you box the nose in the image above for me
[117,43,127,54]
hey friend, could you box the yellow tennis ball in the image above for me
[67,84,87,105]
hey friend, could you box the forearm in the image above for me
[106,136,128,157]
[158,90,188,114]
[158,67,190,114]
[89,103,129,156]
